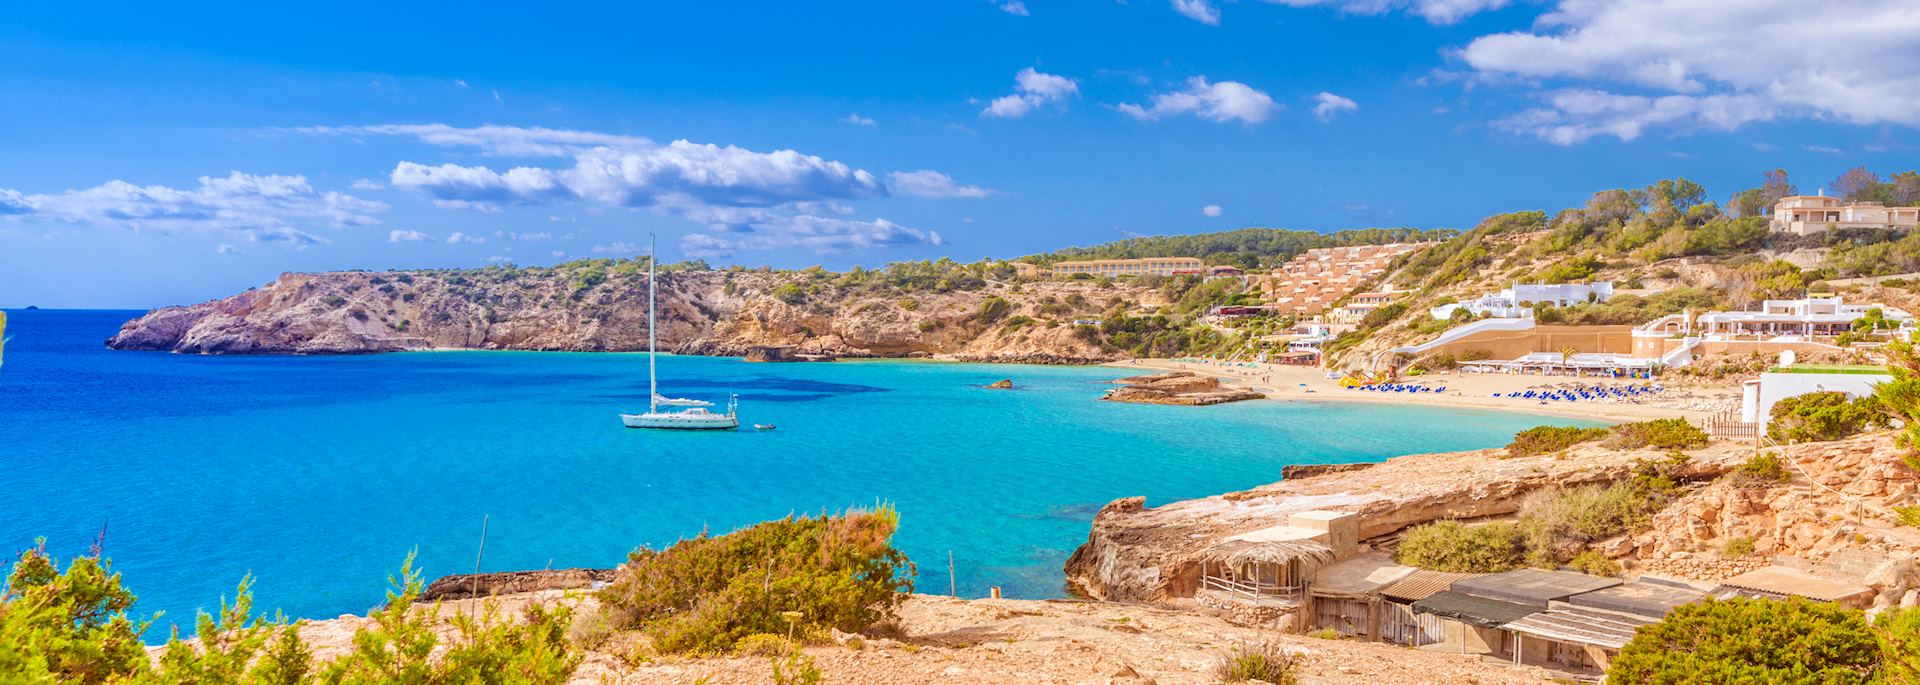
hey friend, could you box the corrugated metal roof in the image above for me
[1380,570,1485,602]
[1450,568,1622,608]
[1567,581,1705,618]
[1713,566,1874,603]
[1411,590,1538,629]
[1503,604,1658,650]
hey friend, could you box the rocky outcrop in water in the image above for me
[107,267,1167,362]
[1099,372,1264,406]
[419,568,616,601]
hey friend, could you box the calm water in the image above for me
[0,309,1594,631]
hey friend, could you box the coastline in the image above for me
[1105,358,1736,424]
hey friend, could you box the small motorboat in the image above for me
[754,424,776,431]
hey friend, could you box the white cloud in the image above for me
[385,139,885,211]
[592,241,643,255]
[1491,89,1774,145]
[1312,92,1359,121]
[247,227,328,247]
[1803,144,1845,155]
[446,231,486,244]
[217,243,240,255]
[886,170,991,199]
[1171,0,1221,24]
[982,68,1080,118]
[298,123,648,157]
[843,113,876,126]
[0,172,386,236]
[551,250,567,258]
[1118,77,1279,124]
[389,229,431,242]
[999,0,1030,16]
[1459,0,1920,143]
[350,178,386,190]
[454,79,470,88]
[506,231,552,241]
[679,206,943,259]
[1264,0,1507,24]
[1202,204,1223,217]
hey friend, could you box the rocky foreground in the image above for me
[289,591,1556,685]
[107,267,1165,363]
[1065,431,1920,612]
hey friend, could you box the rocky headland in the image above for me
[106,267,1166,363]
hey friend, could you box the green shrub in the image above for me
[1875,606,1920,684]
[1506,425,1610,457]
[1731,453,1792,487]
[1767,391,1887,443]
[1720,537,1755,558]
[976,296,1012,324]
[1518,484,1664,565]
[0,544,581,684]
[1897,506,1920,529]
[1212,642,1300,684]
[771,650,823,685]
[1608,419,1710,450]
[596,506,915,655]
[1565,550,1620,577]
[1393,521,1525,573]
[1609,598,1880,684]
[735,633,796,657]
[771,283,807,304]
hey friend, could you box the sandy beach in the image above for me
[1108,358,1739,423]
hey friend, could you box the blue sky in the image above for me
[2,0,1916,308]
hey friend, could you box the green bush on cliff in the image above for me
[1609,598,1881,684]
[1767,391,1886,443]
[1607,418,1710,450]
[0,543,581,684]
[1505,425,1609,457]
[1517,484,1663,566]
[596,506,915,655]
[1392,521,1524,573]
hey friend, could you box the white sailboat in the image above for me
[620,237,739,430]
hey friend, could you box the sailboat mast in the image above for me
[647,234,658,412]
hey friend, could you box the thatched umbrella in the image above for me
[1204,539,1338,580]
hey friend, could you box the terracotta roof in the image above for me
[1379,569,1483,602]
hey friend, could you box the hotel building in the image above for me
[1772,194,1920,236]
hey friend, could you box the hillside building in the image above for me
[1431,282,1614,320]
[1049,257,1205,278]
[1772,193,1920,236]
[1253,243,1420,317]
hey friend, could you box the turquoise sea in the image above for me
[0,308,1597,632]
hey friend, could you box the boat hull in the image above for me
[619,412,739,430]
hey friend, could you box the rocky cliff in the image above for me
[107,267,1167,362]
[1063,440,1749,602]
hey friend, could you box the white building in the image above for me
[1772,192,1920,236]
[1638,297,1913,341]
[1740,361,1892,426]
[1431,282,1615,320]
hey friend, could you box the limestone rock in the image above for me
[987,379,1015,389]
